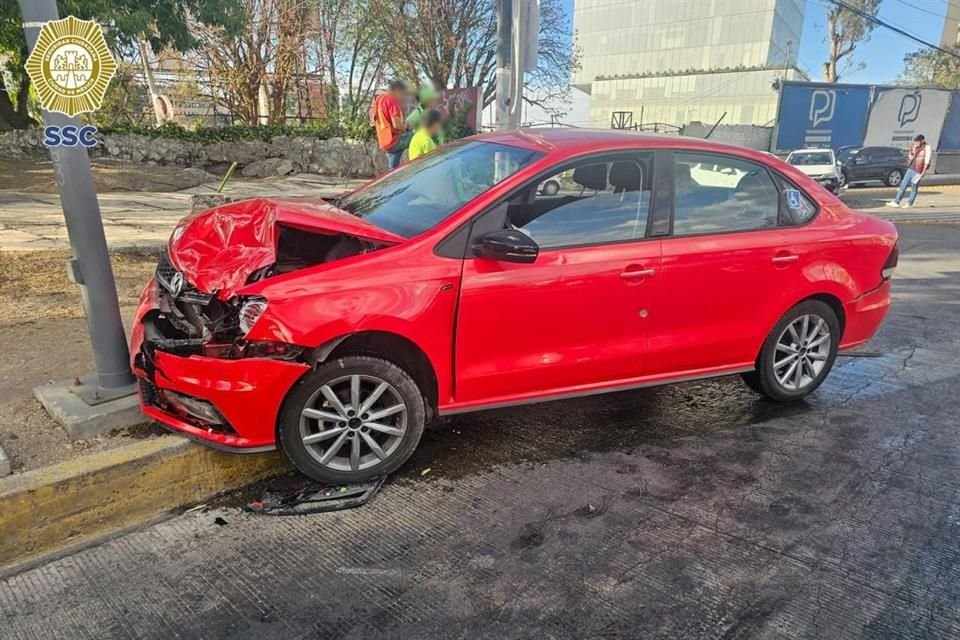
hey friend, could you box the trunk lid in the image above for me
[168,197,404,299]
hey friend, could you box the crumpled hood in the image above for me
[168,197,404,299]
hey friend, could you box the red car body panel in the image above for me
[132,129,897,450]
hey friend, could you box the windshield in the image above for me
[339,141,543,238]
[787,151,833,166]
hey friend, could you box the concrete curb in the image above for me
[0,435,288,571]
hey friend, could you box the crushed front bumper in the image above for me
[131,279,309,451]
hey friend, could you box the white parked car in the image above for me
[785,148,844,194]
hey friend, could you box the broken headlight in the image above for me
[238,297,268,335]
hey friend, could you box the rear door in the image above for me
[454,151,665,404]
[645,151,814,376]
[848,148,875,182]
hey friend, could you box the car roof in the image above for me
[469,127,778,158]
[789,148,833,153]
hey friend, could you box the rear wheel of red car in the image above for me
[278,356,425,484]
[742,300,840,402]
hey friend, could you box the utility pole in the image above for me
[495,0,514,130]
[495,0,539,130]
[19,0,137,430]
[139,40,164,125]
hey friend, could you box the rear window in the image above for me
[787,152,833,166]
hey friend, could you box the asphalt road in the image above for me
[3,224,960,640]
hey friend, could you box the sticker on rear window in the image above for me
[786,189,802,209]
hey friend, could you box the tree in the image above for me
[0,0,245,129]
[390,0,579,115]
[310,0,394,122]
[822,0,881,83]
[190,0,310,125]
[898,47,960,89]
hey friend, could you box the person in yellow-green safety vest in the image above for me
[408,110,443,161]
[406,86,444,144]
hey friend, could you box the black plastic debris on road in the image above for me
[247,476,386,515]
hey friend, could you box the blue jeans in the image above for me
[384,132,413,170]
[895,168,921,206]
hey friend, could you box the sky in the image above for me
[796,0,950,84]
[557,0,951,86]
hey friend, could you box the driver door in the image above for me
[453,153,664,406]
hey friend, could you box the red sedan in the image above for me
[131,129,898,482]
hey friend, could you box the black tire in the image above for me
[743,300,840,402]
[278,355,425,483]
[839,170,849,187]
[886,169,903,187]
[541,179,560,196]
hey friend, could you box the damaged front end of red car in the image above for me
[131,197,403,450]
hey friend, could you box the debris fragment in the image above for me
[420,468,432,476]
[248,476,386,515]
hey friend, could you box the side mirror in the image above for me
[473,230,539,264]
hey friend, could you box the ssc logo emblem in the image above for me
[24,16,117,117]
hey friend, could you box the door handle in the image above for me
[772,254,799,265]
[620,268,656,280]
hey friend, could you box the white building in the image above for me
[572,0,807,128]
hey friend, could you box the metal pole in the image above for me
[495,0,513,129]
[19,0,134,391]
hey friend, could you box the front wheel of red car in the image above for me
[742,300,840,402]
[278,356,426,484]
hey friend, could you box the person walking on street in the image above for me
[886,134,932,208]
[372,80,412,170]
[408,109,443,161]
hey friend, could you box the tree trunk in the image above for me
[0,65,37,130]
[824,10,840,82]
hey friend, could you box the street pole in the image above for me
[495,0,513,130]
[19,0,135,394]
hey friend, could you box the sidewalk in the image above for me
[0,174,367,251]
[841,183,960,224]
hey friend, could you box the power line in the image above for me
[893,0,946,20]
[827,0,960,59]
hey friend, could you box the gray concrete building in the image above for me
[941,0,960,48]
[572,0,807,128]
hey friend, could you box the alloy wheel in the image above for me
[887,170,902,187]
[773,314,831,392]
[298,374,407,472]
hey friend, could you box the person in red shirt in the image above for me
[372,80,412,170]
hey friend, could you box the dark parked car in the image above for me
[837,146,908,187]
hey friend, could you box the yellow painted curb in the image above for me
[0,435,288,569]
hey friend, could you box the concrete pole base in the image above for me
[34,374,143,440]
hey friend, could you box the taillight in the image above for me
[882,242,899,280]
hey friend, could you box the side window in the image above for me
[773,175,817,224]
[672,153,780,236]
[508,154,654,249]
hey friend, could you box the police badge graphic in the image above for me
[25,15,117,117]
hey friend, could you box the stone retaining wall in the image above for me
[0,130,386,177]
